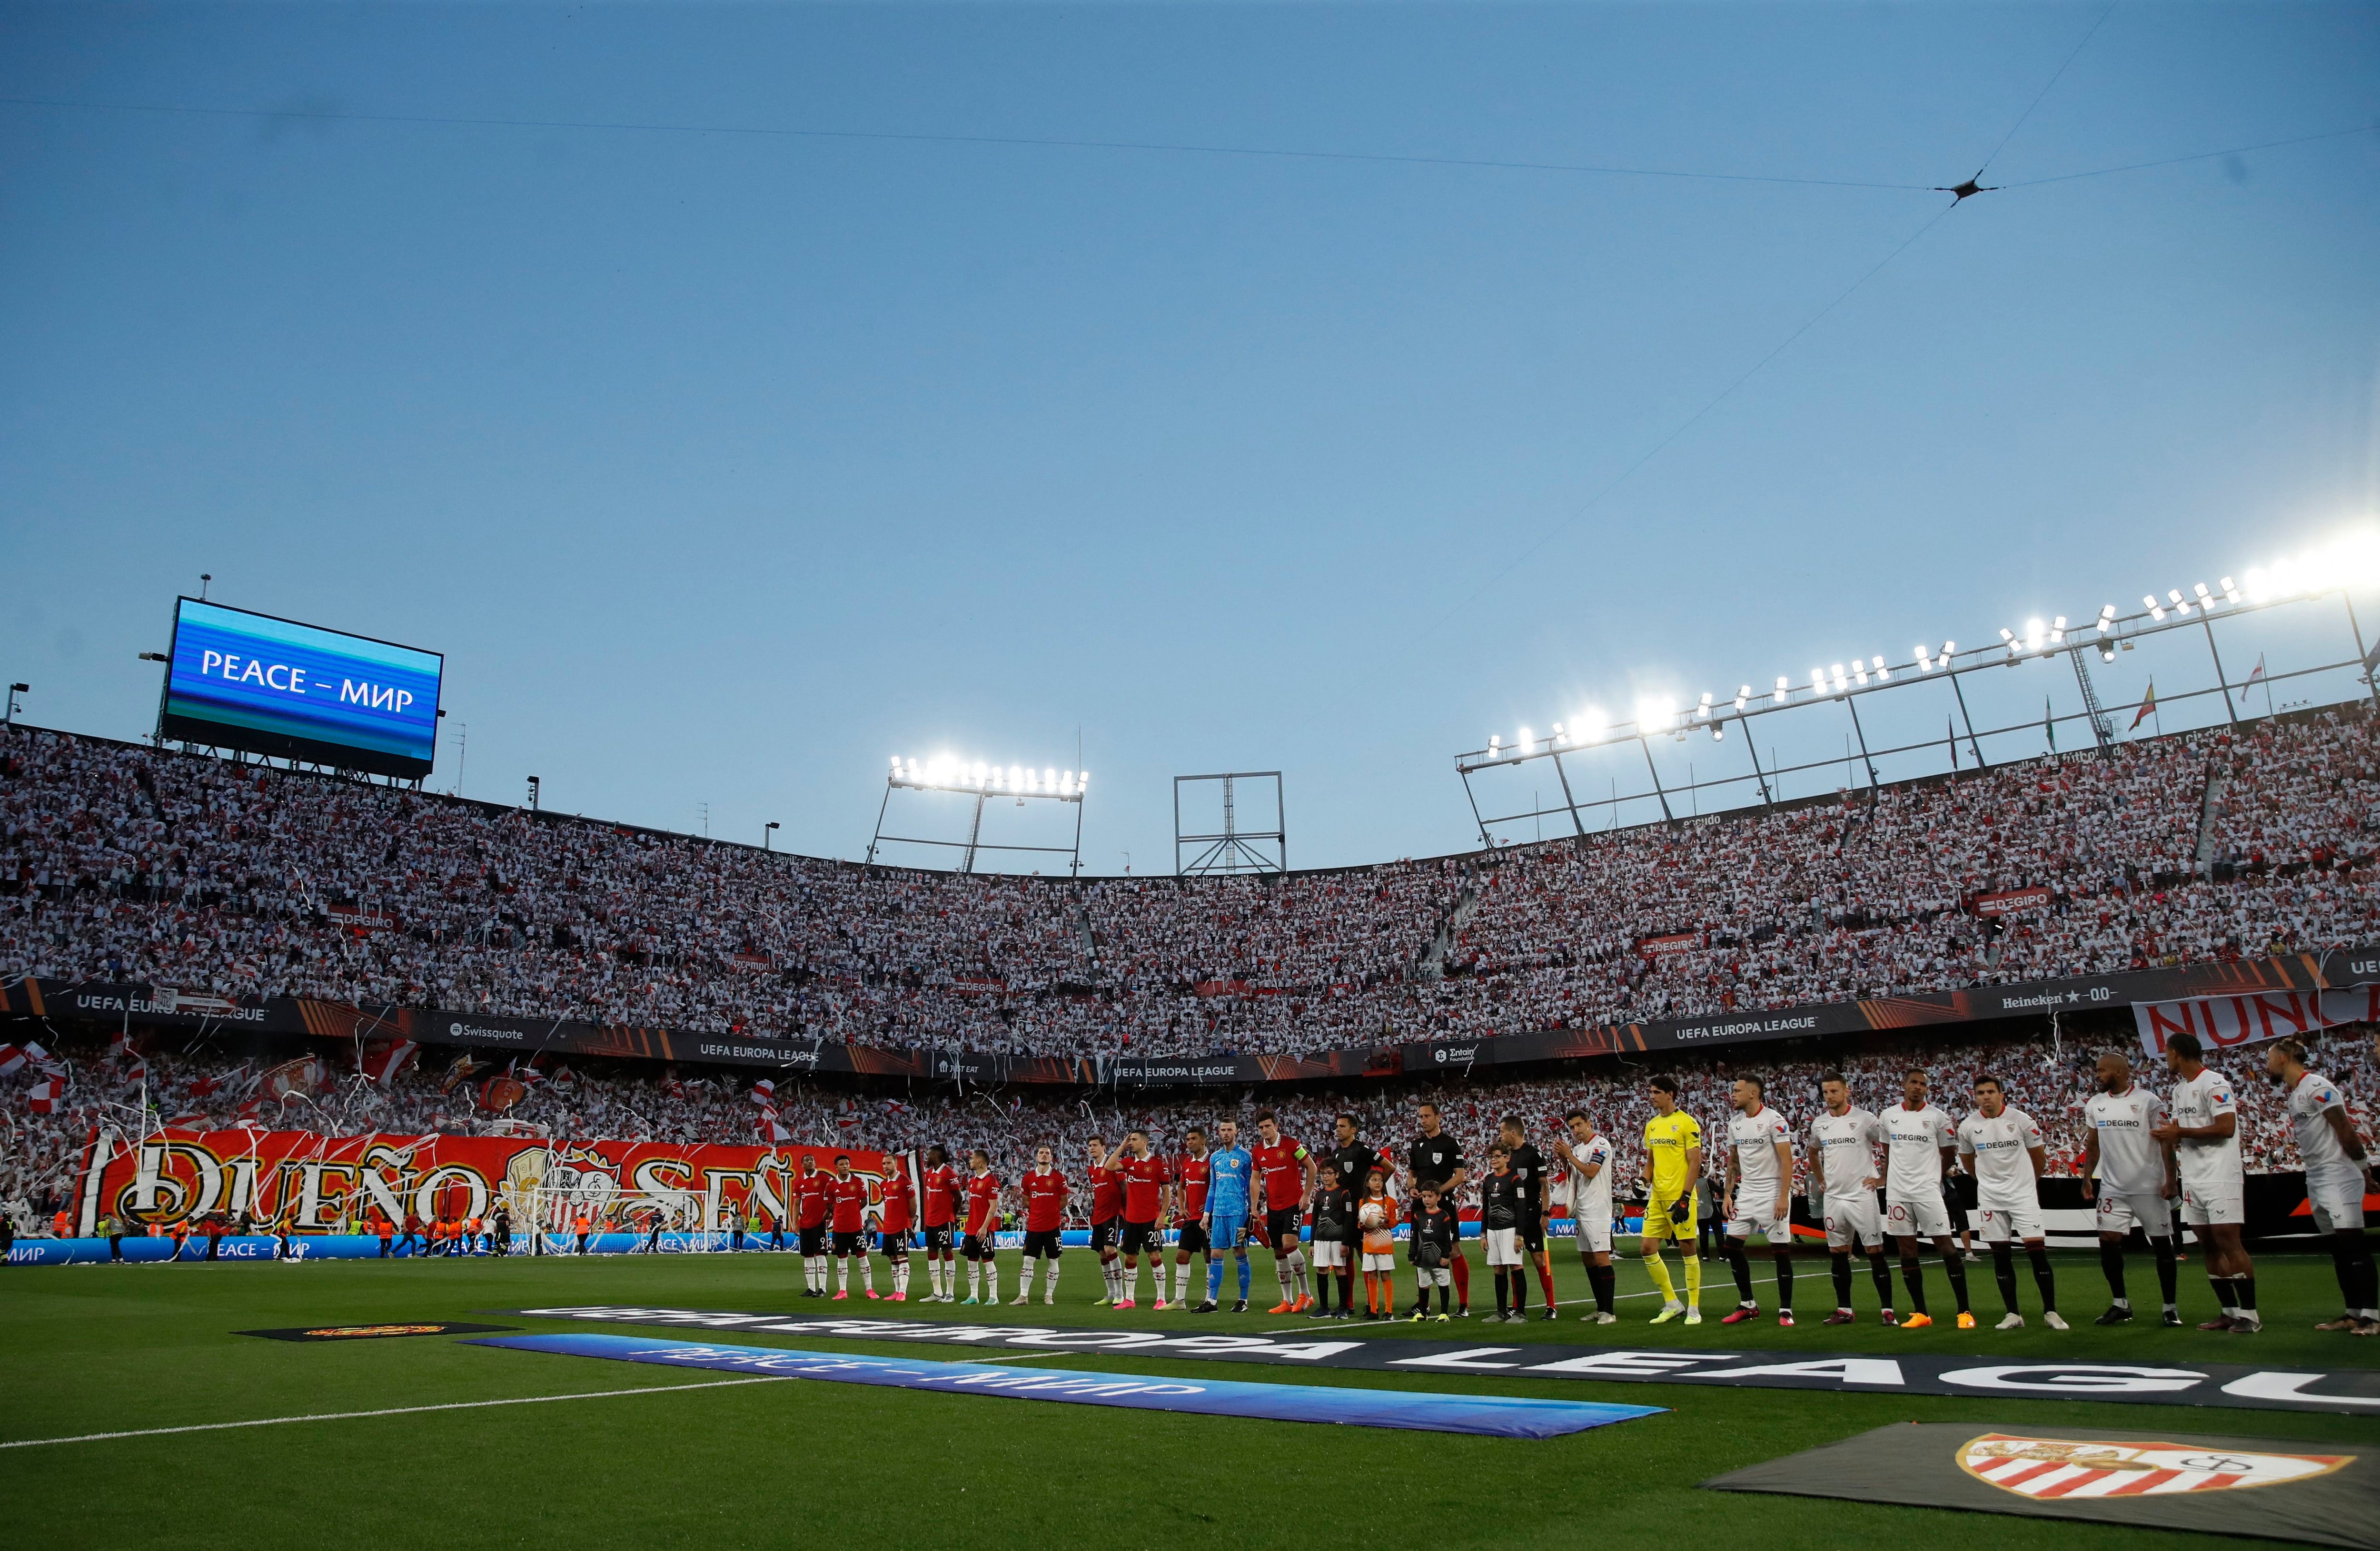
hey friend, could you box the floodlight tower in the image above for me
[868,755,1087,876]
[1175,772,1286,875]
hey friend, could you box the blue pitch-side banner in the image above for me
[161,598,443,776]
[470,1332,1662,1438]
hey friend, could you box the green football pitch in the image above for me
[5,1246,2374,1550]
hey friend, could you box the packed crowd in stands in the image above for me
[5,707,2379,1063]
[6,1018,2372,1230]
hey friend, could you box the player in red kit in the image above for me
[1102,1128,1172,1308]
[918,1144,962,1302]
[1016,1144,1069,1306]
[1170,1126,1214,1310]
[827,1155,871,1300]
[876,1163,915,1301]
[960,1148,1004,1305]
[1085,1136,1125,1305]
[794,1156,833,1297]
[1252,1111,1318,1313]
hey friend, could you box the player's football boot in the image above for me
[888,1292,905,1302]
[1114,1298,1135,1309]
[1010,1293,1031,1305]
[2042,1311,2069,1330]
[1293,1294,1314,1312]
[1268,1300,1295,1314]
[864,1290,881,1300]
[2350,1318,2380,1336]
[832,1291,848,1301]
[1955,1312,1976,1329]
[1409,1308,1428,1322]
[1540,1307,1559,1321]
[2315,1315,2362,1331]
[1821,1309,1856,1325]
[1434,1313,1450,1323]
[1775,1310,1794,1327]
[1193,1300,1217,1314]
[2230,1317,2261,1334]
[1591,1311,1618,1325]
[1878,1309,1896,1326]
[1898,1311,1932,1328]
[959,1295,978,1305]
[1682,1307,1703,1325]
[1649,1301,1686,1324]
[2161,1308,2185,1326]
[1996,1313,2024,1329]
[2094,1304,2133,1325]
[2198,1314,2237,1331]
[1231,1300,1248,1314]
[1152,1299,1170,1311]
[1720,1305,1760,1325]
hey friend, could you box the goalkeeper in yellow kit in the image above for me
[1639,1074,1704,1324]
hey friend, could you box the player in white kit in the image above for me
[1806,1073,1897,1325]
[1883,1069,1973,1328]
[1956,1076,2067,1330]
[1553,1109,1619,1323]
[2265,1037,2378,1334]
[2152,1032,2257,1332]
[1720,1077,1797,1326]
[2082,1050,2181,1325]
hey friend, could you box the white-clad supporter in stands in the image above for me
[1957,1074,2066,1330]
[2154,1032,2259,1333]
[2083,1049,2182,1325]
[2264,1036,2379,1334]
[1807,1072,1897,1326]
[1882,1069,1974,1330]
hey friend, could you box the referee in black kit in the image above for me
[1407,1100,1470,1316]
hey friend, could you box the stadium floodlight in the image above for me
[2144,593,2167,621]
[2194,583,2215,610]
[1516,726,1534,757]
[1772,677,1789,704]
[1852,661,1869,687]
[1915,645,1934,672]
[1577,707,1607,741]
[2000,627,2021,660]
[2221,576,2241,604]
[2096,604,2117,635]
[1694,693,1714,721]
[1829,663,1848,694]
[2168,589,2191,617]
[2051,616,2067,645]
[1942,639,1955,659]
[2023,619,2046,653]
[1810,668,1827,697]
[1735,685,1751,711]
[1711,719,1725,741]
[1634,696,1674,734]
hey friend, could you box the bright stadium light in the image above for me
[1871,654,1890,682]
[1773,676,1789,704]
[1829,663,1848,694]
[2000,627,2021,660]
[2096,604,2117,635]
[2144,593,2167,621]
[2051,616,2067,645]
[2194,582,2215,610]
[2221,576,2241,604]
[1516,726,1534,755]
[2168,588,2191,617]
[1577,707,1607,741]
[1735,685,1751,711]
[1852,661,1869,687]
[2024,618,2045,653]
[1635,696,1674,734]
[888,752,1086,802]
[1810,668,1827,697]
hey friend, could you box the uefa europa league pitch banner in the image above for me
[78,1130,897,1236]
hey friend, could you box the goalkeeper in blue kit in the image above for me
[1199,1117,1258,1313]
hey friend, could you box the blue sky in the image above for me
[3,2,2376,870]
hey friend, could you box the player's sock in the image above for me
[1315,1269,1333,1313]
[1830,1250,1854,1308]
[2212,1274,2239,1315]
[1725,1239,1755,1304]
[858,1258,875,1293]
[2026,1245,2056,1312]
[1045,1258,1061,1298]
[1206,1258,1222,1304]
[1644,1251,1676,1302]
[1237,1257,1251,1301]
[1450,1254,1469,1309]
[2236,1274,2258,1318]
[1942,1252,1971,1315]
[1493,1268,1509,1317]
[1991,1242,2019,1312]
[1125,1260,1142,1303]
[1535,1256,1556,1309]
[1288,1248,1308,1300]
[835,1258,848,1294]
[1275,1260,1294,1304]
[1899,1256,1929,1315]
[1681,1253,1701,1308]
[2100,1241,2128,1302]
[893,1260,910,1297]
[1511,1264,1528,1314]
[1588,1261,1615,1314]
[1773,1248,1793,1311]
[1339,1268,1355,1310]
[1868,1253,1894,1311]
[2152,1237,2179,1307]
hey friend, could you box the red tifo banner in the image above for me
[82,1131,899,1235]
[2132,984,2380,1060]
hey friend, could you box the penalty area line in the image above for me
[0,1376,793,1451]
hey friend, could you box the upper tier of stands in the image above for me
[3,706,2377,1057]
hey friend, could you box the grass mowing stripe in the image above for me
[0,1375,791,1450]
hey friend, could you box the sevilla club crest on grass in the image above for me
[1959,1433,2352,1498]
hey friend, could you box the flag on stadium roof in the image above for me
[2131,680,2158,730]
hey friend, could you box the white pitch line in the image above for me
[0,1376,792,1451]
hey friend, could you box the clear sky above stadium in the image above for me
[3,3,2376,872]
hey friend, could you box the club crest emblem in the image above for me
[1959,1433,2351,1497]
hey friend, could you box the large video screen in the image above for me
[159,599,444,778]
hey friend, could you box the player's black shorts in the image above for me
[961,1233,992,1261]
[798,1225,826,1256]
[922,1223,954,1255]
[1518,1218,1546,1253]
[1266,1207,1302,1248]
[1176,1220,1210,1255]
[1089,1219,1119,1253]
[1121,1219,1159,1255]
[1022,1228,1061,1259]
[878,1230,908,1257]
[832,1230,863,1256]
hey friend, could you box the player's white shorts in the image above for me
[1360,1251,1397,1273]
[1725,1204,1787,1243]
[2094,1188,2174,1238]
[1823,1191,1887,1251]
[1976,1205,2044,1243]
[2181,1182,2245,1227]
[1571,1213,1613,1255]
[2306,1166,2368,1234]
[1885,1189,1953,1239]
[1312,1240,1349,1269]
[1484,1227,1520,1267]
